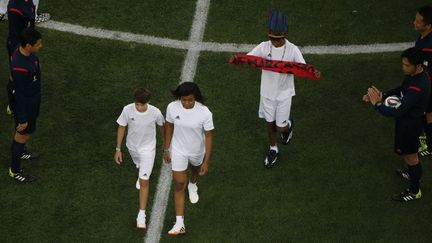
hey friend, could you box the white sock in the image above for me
[270,145,278,153]
[33,0,40,11]
[138,209,146,217]
[176,215,184,225]
[0,0,7,14]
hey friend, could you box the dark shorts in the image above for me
[13,97,40,135]
[394,117,423,155]
[15,115,38,134]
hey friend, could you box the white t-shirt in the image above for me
[116,103,164,153]
[166,100,214,156]
[247,40,305,100]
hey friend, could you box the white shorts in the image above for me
[258,96,292,128]
[171,150,205,172]
[128,149,156,180]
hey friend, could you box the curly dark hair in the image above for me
[172,82,205,104]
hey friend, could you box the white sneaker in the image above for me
[168,222,186,235]
[35,13,50,23]
[188,182,199,204]
[136,178,140,190]
[136,213,146,229]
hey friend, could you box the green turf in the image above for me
[205,0,429,45]
[42,0,195,40]
[1,1,432,242]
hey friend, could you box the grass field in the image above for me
[1,0,432,242]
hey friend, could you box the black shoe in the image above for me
[391,189,421,202]
[281,117,294,145]
[396,168,410,181]
[9,168,37,182]
[264,149,278,168]
[21,150,40,160]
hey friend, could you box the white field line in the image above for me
[38,21,414,54]
[143,0,210,243]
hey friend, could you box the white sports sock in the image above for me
[139,209,146,216]
[176,215,184,225]
[0,0,8,14]
[33,0,39,17]
[270,145,278,153]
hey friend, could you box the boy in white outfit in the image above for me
[114,87,164,229]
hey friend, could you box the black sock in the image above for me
[408,163,422,193]
[425,123,432,151]
[10,140,25,173]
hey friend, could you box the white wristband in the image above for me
[115,147,121,152]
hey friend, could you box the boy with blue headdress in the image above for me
[231,10,320,168]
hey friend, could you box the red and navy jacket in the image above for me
[415,32,432,73]
[378,71,430,118]
[7,0,35,51]
[10,48,41,123]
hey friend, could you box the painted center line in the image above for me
[143,0,211,243]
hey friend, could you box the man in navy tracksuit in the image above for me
[413,6,432,156]
[6,0,35,59]
[363,47,430,202]
[8,27,42,182]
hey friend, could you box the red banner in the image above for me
[229,54,321,80]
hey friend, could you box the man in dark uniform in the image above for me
[6,0,35,59]
[363,47,430,202]
[412,6,432,157]
[8,27,42,182]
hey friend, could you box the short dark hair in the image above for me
[133,87,151,104]
[172,82,205,104]
[418,6,432,25]
[20,27,42,47]
[401,47,423,66]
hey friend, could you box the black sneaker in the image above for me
[9,168,37,182]
[21,150,40,160]
[264,149,278,168]
[391,189,421,202]
[281,117,294,145]
[396,168,410,181]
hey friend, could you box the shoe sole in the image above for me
[168,231,186,236]
[136,224,146,229]
[189,195,199,204]
[188,188,199,203]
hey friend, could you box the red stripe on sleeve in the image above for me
[407,86,422,92]
[8,8,25,17]
[12,67,29,72]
